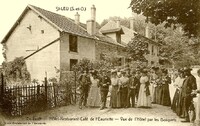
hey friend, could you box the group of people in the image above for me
[171,67,197,122]
[78,66,171,109]
[149,67,171,106]
[77,66,198,123]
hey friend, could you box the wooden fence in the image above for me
[0,74,79,116]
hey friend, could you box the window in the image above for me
[117,58,122,66]
[152,45,154,55]
[41,30,44,34]
[69,35,78,52]
[70,59,78,71]
[151,61,155,65]
[156,46,159,56]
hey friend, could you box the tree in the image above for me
[129,0,200,37]
[100,16,130,28]
[132,14,146,36]
[72,58,116,73]
[2,57,31,85]
[159,27,200,68]
[126,34,149,62]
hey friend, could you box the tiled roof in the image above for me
[100,20,135,44]
[121,26,136,44]
[95,33,126,47]
[100,20,160,46]
[1,4,125,48]
[100,20,118,31]
[29,5,93,38]
[29,5,125,47]
[100,28,124,34]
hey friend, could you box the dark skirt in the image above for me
[161,84,171,106]
[156,85,162,104]
[171,89,180,112]
[120,87,128,107]
[110,86,121,108]
[176,90,183,116]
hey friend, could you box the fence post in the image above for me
[44,77,48,108]
[0,73,4,104]
[53,82,57,107]
[74,71,77,104]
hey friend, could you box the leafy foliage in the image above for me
[126,34,149,62]
[100,16,130,28]
[72,58,115,73]
[2,57,31,85]
[32,79,39,84]
[159,28,200,68]
[129,0,200,36]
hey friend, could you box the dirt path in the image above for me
[3,103,193,126]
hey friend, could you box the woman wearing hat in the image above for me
[150,67,160,104]
[160,68,171,106]
[87,71,101,107]
[110,70,121,108]
[118,70,129,108]
[137,69,152,108]
[171,69,185,115]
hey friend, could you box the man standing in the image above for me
[181,67,197,122]
[135,70,141,101]
[78,69,91,109]
[99,69,111,110]
[127,71,138,108]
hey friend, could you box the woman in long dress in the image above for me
[160,69,171,106]
[87,71,101,107]
[119,71,129,108]
[137,69,152,108]
[150,67,159,103]
[171,69,185,114]
[154,69,162,104]
[175,70,185,116]
[110,70,121,108]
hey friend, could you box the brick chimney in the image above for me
[87,5,96,35]
[116,18,122,44]
[116,18,120,28]
[87,20,95,35]
[91,5,96,21]
[75,12,80,25]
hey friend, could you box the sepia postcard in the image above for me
[0,0,199,126]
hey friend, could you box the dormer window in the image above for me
[69,35,78,52]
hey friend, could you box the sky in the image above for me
[0,0,133,64]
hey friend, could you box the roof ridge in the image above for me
[2,4,125,48]
[120,25,137,34]
[28,4,93,38]
[28,4,63,32]
[65,17,88,32]
[28,4,66,18]
[29,4,87,32]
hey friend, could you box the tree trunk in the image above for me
[195,3,200,124]
[197,1,200,41]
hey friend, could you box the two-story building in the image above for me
[1,4,159,82]
[100,18,160,66]
[1,5,126,81]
